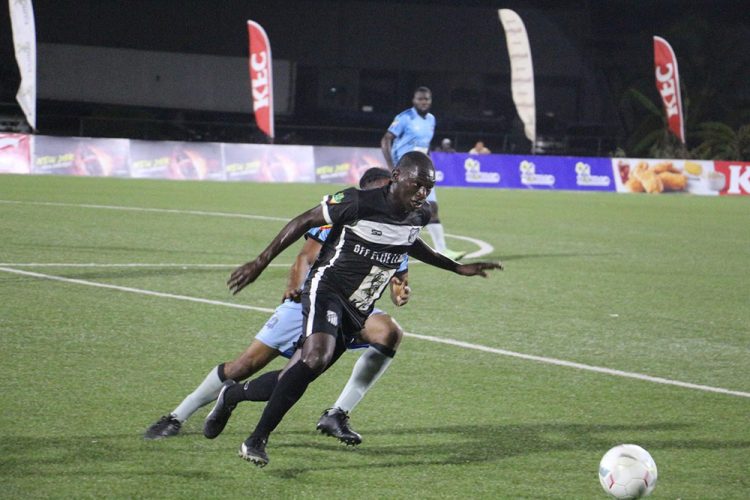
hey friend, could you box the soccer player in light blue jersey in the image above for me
[381,87,465,261]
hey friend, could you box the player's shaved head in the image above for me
[395,151,435,179]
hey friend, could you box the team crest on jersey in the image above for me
[326,310,339,326]
[408,227,420,243]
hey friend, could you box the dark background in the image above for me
[2,0,748,155]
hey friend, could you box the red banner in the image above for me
[714,161,750,195]
[247,20,274,139]
[653,36,685,143]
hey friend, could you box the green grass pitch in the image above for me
[1,174,748,498]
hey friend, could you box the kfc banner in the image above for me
[498,9,536,144]
[653,36,685,143]
[247,20,274,140]
[8,0,37,130]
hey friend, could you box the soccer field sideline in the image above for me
[3,264,748,400]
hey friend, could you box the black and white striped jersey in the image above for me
[306,185,431,314]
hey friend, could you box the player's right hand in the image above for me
[227,260,263,295]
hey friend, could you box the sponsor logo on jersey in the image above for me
[371,229,382,236]
[326,310,339,326]
[408,227,420,243]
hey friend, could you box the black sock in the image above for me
[225,370,281,405]
[217,363,227,382]
[251,361,316,438]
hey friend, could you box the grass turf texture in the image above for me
[0,174,748,498]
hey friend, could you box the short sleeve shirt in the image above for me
[308,186,429,313]
[387,107,436,167]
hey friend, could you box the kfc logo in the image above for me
[714,161,750,196]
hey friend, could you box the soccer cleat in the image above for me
[239,436,269,467]
[443,249,467,261]
[316,408,362,446]
[203,379,237,439]
[144,414,182,440]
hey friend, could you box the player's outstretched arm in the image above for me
[228,206,327,295]
[407,237,503,277]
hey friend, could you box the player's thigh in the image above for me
[255,300,304,355]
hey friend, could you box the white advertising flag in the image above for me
[498,9,536,145]
[9,0,37,130]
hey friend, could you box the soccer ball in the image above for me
[598,444,658,499]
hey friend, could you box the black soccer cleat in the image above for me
[316,408,362,446]
[144,414,182,440]
[239,436,269,467]
[203,380,237,439]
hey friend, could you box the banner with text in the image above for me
[247,20,274,139]
[2,134,747,196]
[432,152,614,191]
[223,144,314,182]
[313,146,385,185]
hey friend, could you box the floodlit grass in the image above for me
[1,174,748,498]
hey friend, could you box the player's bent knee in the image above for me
[300,334,336,374]
[363,315,403,349]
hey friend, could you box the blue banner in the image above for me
[432,152,615,191]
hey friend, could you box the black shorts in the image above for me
[301,284,367,342]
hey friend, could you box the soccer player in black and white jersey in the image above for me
[221,151,502,466]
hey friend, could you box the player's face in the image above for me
[412,91,432,114]
[392,165,435,212]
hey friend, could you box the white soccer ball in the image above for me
[598,444,658,499]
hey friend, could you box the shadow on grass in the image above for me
[263,421,750,478]
[2,421,748,480]
[499,252,615,262]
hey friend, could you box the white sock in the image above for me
[426,223,447,252]
[333,346,393,413]
[171,365,224,422]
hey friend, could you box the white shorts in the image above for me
[255,299,381,358]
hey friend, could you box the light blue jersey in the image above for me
[255,226,408,357]
[387,107,436,166]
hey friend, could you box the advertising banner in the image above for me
[247,20,274,139]
[129,140,222,180]
[313,146,385,185]
[713,161,750,196]
[223,144,314,182]
[432,153,614,191]
[0,133,31,174]
[612,158,720,196]
[498,9,536,144]
[9,0,37,129]
[653,36,685,143]
[32,136,129,176]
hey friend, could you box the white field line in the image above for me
[0,266,274,315]
[0,199,496,259]
[0,199,290,222]
[1,265,748,400]
[0,262,290,268]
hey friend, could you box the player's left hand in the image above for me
[283,287,303,303]
[389,276,411,306]
[227,260,264,295]
[455,261,503,277]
